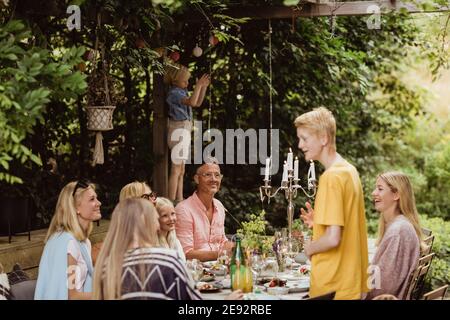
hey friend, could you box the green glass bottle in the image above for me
[230,236,252,292]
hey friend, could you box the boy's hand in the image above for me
[197,74,210,87]
[300,202,314,229]
[304,239,313,259]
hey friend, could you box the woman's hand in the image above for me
[225,290,244,300]
[300,202,314,229]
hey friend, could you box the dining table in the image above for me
[198,238,377,300]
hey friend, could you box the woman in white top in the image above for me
[35,180,102,300]
[155,197,186,262]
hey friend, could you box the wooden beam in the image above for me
[220,1,450,19]
[152,71,169,198]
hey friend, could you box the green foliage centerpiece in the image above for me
[236,210,274,256]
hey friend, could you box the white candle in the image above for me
[287,149,293,171]
[282,162,288,182]
[264,158,271,180]
[294,157,299,180]
[310,160,316,180]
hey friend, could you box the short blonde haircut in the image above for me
[163,63,191,86]
[119,181,151,201]
[294,107,336,151]
[45,181,96,242]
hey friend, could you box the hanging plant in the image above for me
[85,13,126,166]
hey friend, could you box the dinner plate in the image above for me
[199,286,221,293]
[244,293,281,300]
[197,282,222,293]
[202,261,215,268]
[263,282,287,289]
[199,274,215,282]
[205,266,227,276]
[285,279,310,293]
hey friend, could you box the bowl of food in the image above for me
[267,286,289,295]
[266,278,287,288]
[295,265,311,277]
[206,263,227,276]
[199,269,215,282]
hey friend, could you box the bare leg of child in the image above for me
[176,162,185,202]
[168,162,183,201]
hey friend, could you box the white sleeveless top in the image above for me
[67,239,91,292]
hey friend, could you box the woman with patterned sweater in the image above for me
[93,198,242,300]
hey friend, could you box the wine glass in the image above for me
[251,252,264,285]
[217,247,229,266]
[186,259,203,281]
[286,238,301,259]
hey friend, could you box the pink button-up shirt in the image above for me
[175,192,228,254]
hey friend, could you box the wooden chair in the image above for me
[414,253,435,299]
[422,285,448,300]
[418,253,435,267]
[372,294,399,300]
[421,235,435,257]
[404,264,422,300]
[404,253,435,300]
[421,227,432,237]
[306,291,336,300]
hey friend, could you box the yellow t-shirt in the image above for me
[309,160,369,300]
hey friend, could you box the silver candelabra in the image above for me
[260,160,317,240]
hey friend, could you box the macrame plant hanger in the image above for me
[86,12,116,166]
[260,19,274,205]
[206,58,212,142]
[269,19,273,167]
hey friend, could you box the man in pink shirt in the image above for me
[175,159,234,261]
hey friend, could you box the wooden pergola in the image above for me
[152,0,449,196]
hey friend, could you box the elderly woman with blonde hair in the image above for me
[120,182,185,261]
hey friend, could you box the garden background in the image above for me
[0,0,449,291]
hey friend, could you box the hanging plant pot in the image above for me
[85,106,116,166]
[86,106,116,131]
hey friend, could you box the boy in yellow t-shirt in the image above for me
[294,107,369,300]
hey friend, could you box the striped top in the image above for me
[121,247,202,300]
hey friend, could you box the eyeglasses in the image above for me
[197,172,223,179]
[72,179,90,197]
[141,192,157,202]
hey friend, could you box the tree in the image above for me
[0,20,87,184]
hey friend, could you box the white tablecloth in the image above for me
[201,238,377,300]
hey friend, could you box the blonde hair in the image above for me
[119,181,151,202]
[155,197,178,250]
[294,107,336,151]
[376,171,427,252]
[45,181,95,242]
[93,198,159,300]
[163,63,190,86]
